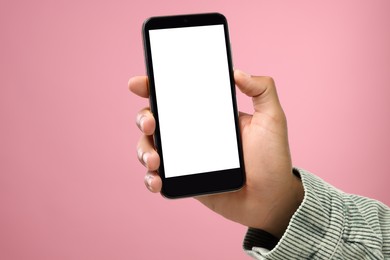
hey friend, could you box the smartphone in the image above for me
[142,13,245,198]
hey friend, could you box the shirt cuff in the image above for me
[243,227,279,251]
[244,168,345,259]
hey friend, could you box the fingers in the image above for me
[137,130,162,193]
[144,172,162,193]
[128,76,149,98]
[135,104,161,193]
[136,108,156,135]
[137,134,160,171]
[234,70,282,114]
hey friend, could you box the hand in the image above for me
[129,70,304,238]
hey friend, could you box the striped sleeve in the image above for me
[244,168,390,259]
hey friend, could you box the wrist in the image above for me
[257,169,304,238]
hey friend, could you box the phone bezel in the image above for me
[142,13,245,198]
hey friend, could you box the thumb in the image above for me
[234,70,282,114]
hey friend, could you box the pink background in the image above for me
[1,0,389,259]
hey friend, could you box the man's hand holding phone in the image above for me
[129,70,304,238]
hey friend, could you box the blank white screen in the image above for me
[149,25,240,178]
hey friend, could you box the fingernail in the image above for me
[142,152,150,165]
[137,149,143,161]
[237,69,251,78]
[137,114,146,131]
[145,174,153,191]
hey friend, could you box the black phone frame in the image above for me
[142,13,245,198]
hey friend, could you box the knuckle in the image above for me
[263,76,275,88]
